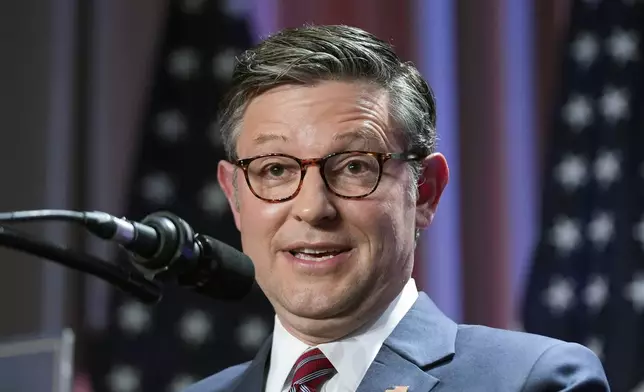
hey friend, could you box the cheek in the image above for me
[238,195,287,254]
[345,199,400,249]
[367,197,413,255]
[377,204,404,247]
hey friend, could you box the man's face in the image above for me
[218,81,448,342]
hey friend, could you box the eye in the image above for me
[341,157,378,175]
[345,160,366,174]
[265,163,285,177]
[327,153,379,178]
[250,157,300,179]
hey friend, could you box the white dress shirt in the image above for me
[264,278,419,392]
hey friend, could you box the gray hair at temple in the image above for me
[218,24,438,197]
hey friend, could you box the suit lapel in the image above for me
[356,292,457,392]
[228,334,273,392]
[356,344,439,392]
[227,292,457,392]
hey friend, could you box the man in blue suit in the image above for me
[185,24,610,391]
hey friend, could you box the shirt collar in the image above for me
[318,278,419,391]
[266,315,309,392]
[266,278,419,392]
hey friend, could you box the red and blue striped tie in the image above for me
[289,348,336,392]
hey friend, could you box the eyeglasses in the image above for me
[234,150,427,202]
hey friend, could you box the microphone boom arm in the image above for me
[0,208,256,302]
[0,224,162,304]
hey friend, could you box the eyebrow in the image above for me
[251,133,289,145]
[250,128,387,149]
[332,128,380,142]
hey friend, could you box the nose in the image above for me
[290,166,338,224]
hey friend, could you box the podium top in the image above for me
[0,328,75,392]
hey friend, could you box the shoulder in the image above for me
[455,323,567,355]
[181,362,251,392]
[453,324,609,390]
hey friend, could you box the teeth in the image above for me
[292,248,343,255]
[294,253,337,261]
[288,247,348,262]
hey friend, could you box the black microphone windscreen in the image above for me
[194,235,256,300]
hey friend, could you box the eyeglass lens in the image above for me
[246,152,381,199]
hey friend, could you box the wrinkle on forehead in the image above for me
[247,127,388,155]
[330,127,388,151]
[237,81,400,156]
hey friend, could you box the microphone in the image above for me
[83,211,256,301]
[0,209,254,301]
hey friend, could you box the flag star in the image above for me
[550,216,583,255]
[140,172,176,206]
[583,275,609,312]
[107,365,140,392]
[213,48,237,81]
[632,380,644,392]
[554,154,588,192]
[562,95,594,131]
[571,32,599,68]
[599,86,630,124]
[633,216,644,249]
[624,273,644,312]
[606,28,639,65]
[199,182,229,216]
[168,48,200,79]
[156,110,187,142]
[181,0,206,13]
[584,336,604,361]
[179,309,212,346]
[587,211,614,250]
[543,276,576,315]
[593,149,621,188]
[117,301,152,335]
[236,316,270,351]
[168,374,198,392]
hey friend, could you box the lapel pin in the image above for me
[385,387,409,392]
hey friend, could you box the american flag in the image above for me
[521,0,644,391]
[85,1,274,391]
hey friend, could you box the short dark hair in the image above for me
[219,24,437,177]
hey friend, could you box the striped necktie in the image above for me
[289,348,336,392]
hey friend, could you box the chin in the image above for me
[282,286,362,320]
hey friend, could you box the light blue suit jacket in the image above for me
[184,292,610,391]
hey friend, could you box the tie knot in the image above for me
[290,348,336,392]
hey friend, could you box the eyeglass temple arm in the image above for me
[391,149,430,161]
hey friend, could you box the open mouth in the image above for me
[288,248,351,261]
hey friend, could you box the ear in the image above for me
[217,160,242,231]
[415,153,449,229]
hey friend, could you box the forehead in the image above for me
[236,81,399,155]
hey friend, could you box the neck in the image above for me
[276,278,408,346]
